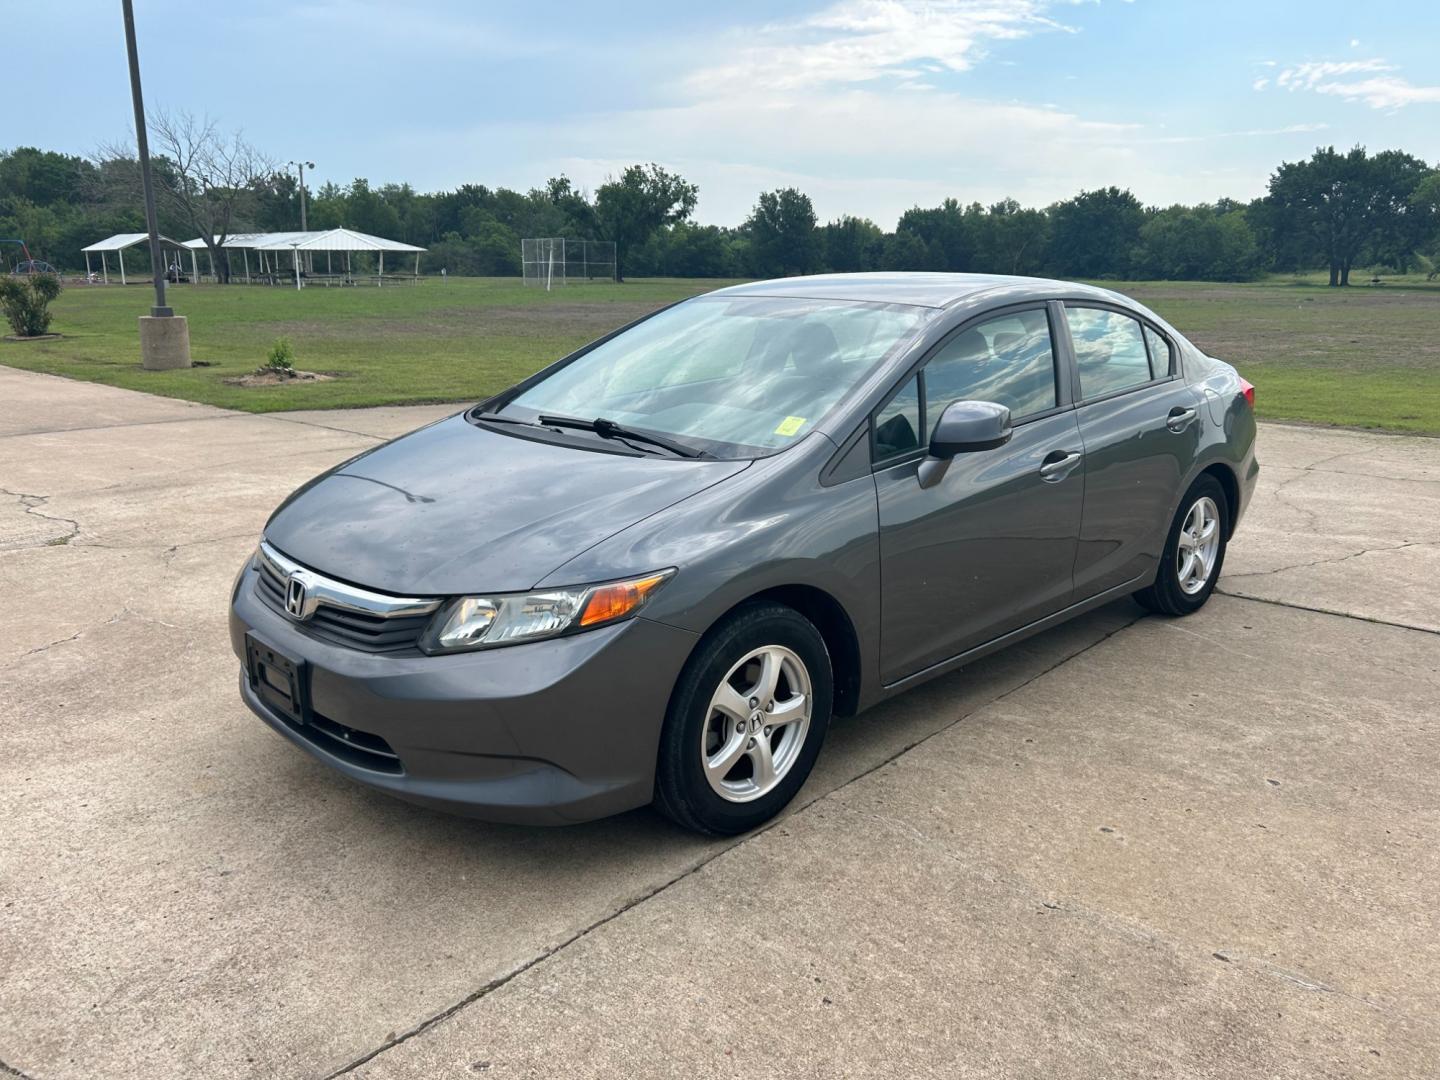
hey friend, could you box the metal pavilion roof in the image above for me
[82,232,183,252]
[181,229,424,252]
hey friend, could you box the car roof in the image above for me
[708,272,1125,310]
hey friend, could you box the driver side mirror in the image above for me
[917,400,1012,488]
[929,399,1012,457]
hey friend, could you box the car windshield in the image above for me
[499,296,930,457]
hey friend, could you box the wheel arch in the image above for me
[1197,461,1240,539]
[686,584,863,719]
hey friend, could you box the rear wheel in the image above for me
[654,603,832,836]
[1134,474,1229,616]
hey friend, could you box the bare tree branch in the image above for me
[99,109,274,283]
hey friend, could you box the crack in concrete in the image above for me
[320,612,1147,1079]
[1259,445,1409,534]
[4,607,183,672]
[1224,539,1437,581]
[21,629,84,657]
[0,412,240,441]
[1301,466,1440,487]
[0,487,81,548]
[1215,589,1440,636]
[159,530,259,568]
[1267,469,1325,533]
[263,415,391,440]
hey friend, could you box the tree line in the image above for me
[3,125,1438,285]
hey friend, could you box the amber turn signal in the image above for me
[579,572,672,627]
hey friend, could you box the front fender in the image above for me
[537,433,884,710]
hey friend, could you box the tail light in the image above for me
[1238,378,1255,408]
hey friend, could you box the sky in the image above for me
[10,0,1440,227]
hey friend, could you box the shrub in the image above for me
[264,337,295,373]
[0,272,63,337]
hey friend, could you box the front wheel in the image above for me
[1134,474,1229,616]
[653,603,832,836]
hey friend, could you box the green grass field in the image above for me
[4,274,1438,433]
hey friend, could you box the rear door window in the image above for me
[1067,307,1153,399]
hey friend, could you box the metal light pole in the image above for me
[122,0,189,369]
[289,160,314,273]
[289,160,315,231]
[121,0,168,316]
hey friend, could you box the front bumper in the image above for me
[230,564,699,825]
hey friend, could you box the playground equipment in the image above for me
[2,238,58,276]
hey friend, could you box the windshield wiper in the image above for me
[473,410,556,430]
[537,415,709,459]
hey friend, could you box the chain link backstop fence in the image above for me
[521,238,617,287]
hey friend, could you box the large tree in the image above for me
[1268,147,1369,285]
[1264,146,1431,285]
[1048,187,1145,279]
[0,147,95,208]
[594,164,697,282]
[1412,173,1440,277]
[895,198,976,271]
[1364,150,1435,272]
[745,187,820,278]
[976,198,1050,275]
[821,215,884,273]
[1132,204,1263,281]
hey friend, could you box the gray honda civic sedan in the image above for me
[231,273,1258,834]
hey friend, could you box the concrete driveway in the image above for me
[2,365,1437,1080]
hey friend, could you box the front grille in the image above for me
[254,544,440,655]
[274,706,403,774]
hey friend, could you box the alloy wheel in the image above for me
[1176,495,1221,595]
[701,645,812,803]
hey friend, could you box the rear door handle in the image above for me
[1166,407,1198,433]
[1039,449,1083,482]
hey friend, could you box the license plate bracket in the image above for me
[245,634,308,725]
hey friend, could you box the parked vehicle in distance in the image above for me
[231,273,1259,834]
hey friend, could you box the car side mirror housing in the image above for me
[930,400,1012,457]
[918,400,1012,489]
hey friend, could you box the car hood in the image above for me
[264,414,750,595]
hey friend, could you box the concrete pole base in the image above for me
[139,315,191,370]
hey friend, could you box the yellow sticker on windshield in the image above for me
[774,416,807,437]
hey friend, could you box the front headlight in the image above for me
[420,569,674,654]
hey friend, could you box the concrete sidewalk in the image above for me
[2,366,1436,1079]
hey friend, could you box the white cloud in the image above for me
[1311,75,1440,109]
[1252,77,1269,91]
[390,0,1333,224]
[1271,58,1440,109]
[1156,122,1329,145]
[685,0,1076,93]
[1275,58,1393,88]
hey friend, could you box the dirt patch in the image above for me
[222,369,337,388]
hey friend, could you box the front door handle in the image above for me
[1039,449,1083,483]
[1166,407,1198,433]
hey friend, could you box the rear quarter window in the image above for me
[1144,325,1172,379]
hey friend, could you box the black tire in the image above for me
[1134,473,1229,616]
[653,602,833,836]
